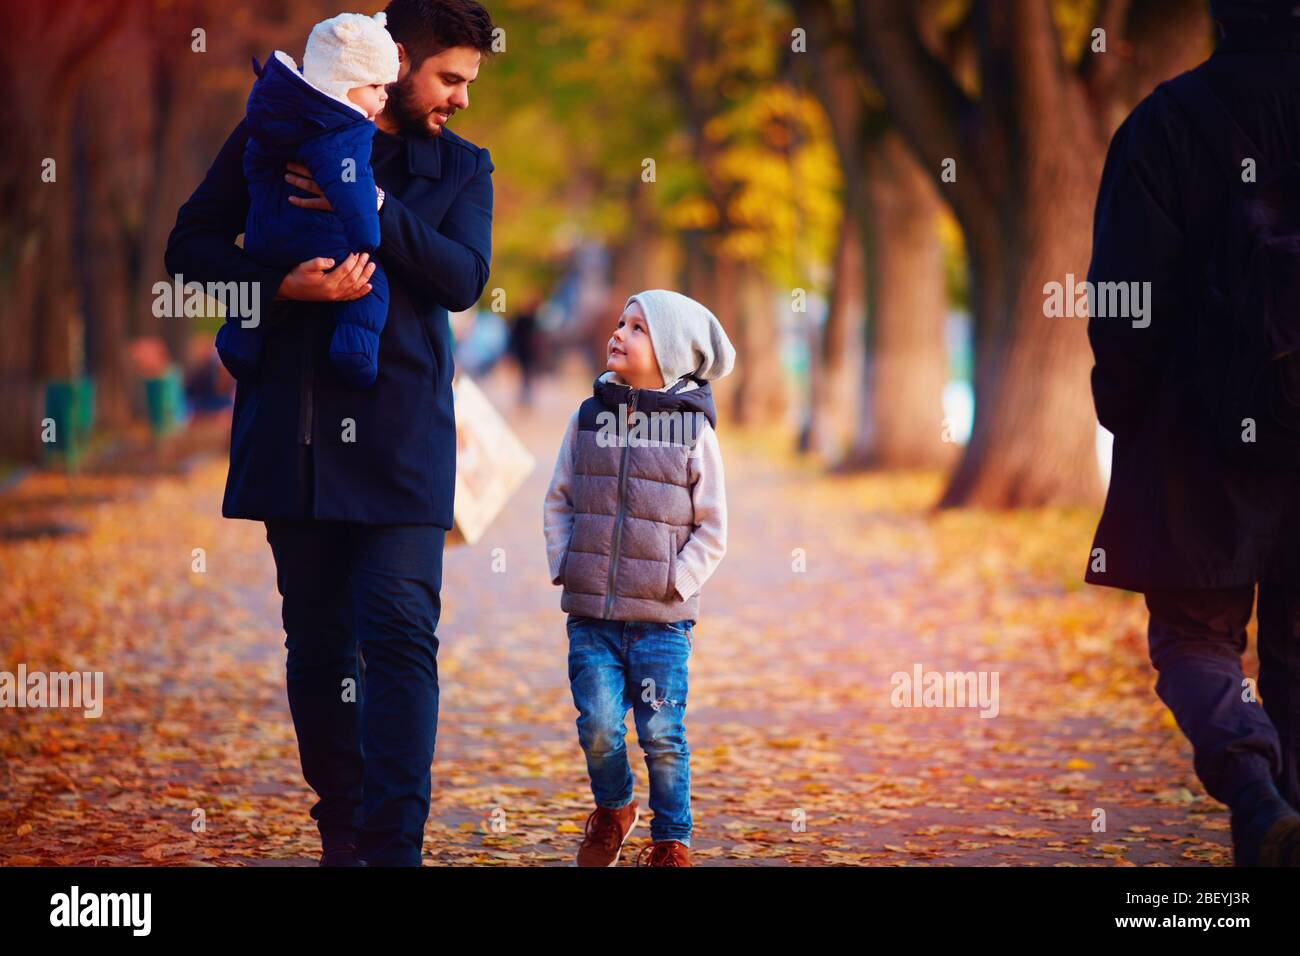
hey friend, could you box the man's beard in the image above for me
[385,74,442,139]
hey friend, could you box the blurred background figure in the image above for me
[506,296,543,406]
[183,338,234,416]
[452,305,508,378]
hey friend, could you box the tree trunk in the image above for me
[0,1,124,461]
[934,0,1108,507]
[134,4,200,361]
[855,0,1116,506]
[797,0,951,469]
[857,131,954,469]
[939,131,1104,506]
[73,77,132,429]
[731,262,786,425]
[706,251,742,420]
[806,201,865,463]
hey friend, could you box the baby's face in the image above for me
[607,301,663,389]
[347,83,389,120]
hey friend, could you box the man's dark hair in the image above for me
[384,0,497,67]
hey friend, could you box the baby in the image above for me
[543,290,734,866]
[218,11,399,389]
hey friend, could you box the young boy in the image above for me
[543,289,734,866]
[219,11,398,388]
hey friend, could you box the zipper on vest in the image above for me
[603,387,637,619]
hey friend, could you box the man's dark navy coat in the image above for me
[165,119,493,528]
[1086,25,1300,591]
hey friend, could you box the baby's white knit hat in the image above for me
[303,11,400,112]
[625,290,736,386]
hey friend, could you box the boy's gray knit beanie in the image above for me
[625,289,736,386]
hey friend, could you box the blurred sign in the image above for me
[449,374,535,546]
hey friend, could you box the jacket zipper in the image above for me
[603,387,637,618]
[298,333,314,445]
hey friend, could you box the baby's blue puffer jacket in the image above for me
[218,51,389,389]
[243,50,381,264]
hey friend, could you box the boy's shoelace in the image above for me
[583,809,622,851]
[636,843,682,866]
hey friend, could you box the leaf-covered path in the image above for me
[0,371,1235,865]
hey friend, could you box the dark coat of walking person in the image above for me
[507,301,542,406]
[164,0,497,867]
[1086,0,1300,865]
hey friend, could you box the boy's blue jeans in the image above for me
[566,614,693,845]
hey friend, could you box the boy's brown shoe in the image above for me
[575,800,640,867]
[636,840,692,867]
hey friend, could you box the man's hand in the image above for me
[275,253,375,302]
[286,162,384,211]
[285,163,332,211]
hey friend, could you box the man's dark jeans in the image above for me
[1145,585,1299,809]
[265,519,445,866]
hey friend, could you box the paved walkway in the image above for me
[0,368,1231,865]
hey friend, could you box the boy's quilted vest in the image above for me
[559,375,716,623]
